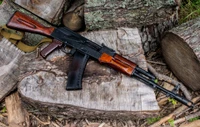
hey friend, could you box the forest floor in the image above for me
[0,47,199,127]
[1,0,200,127]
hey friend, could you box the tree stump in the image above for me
[18,28,159,120]
[84,0,180,53]
[161,17,200,91]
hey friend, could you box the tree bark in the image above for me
[18,28,159,120]
[84,0,178,30]
[161,17,200,91]
[84,0,180,53]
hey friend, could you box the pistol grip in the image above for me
[40,39,63,58]
[66,51,89,90]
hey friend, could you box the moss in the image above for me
[0,106,6,113]
[147,117,161,124]
[85,0,107,7]
[179,0,200,24]
[144,0,175,7]
[189,116,200,122]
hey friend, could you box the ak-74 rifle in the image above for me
[7,11,194,108]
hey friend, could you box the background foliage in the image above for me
[0,0,3,5]
[179,0,200,24]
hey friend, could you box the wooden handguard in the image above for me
[99,53,137,76]
[7,11,54,36]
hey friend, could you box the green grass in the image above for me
[0,106,6,113]
[168,119,175,127]
[179,0,200,24]
[188,116,200,122]
[147,117,161,124]
[0,0,3,5]
[168,98,177,108]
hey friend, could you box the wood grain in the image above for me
[0,38,24,101]
[161,17,200,91]
[18,28,159,119]
[5,92,27,126]
[7,11,54,36]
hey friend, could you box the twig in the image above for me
[157,95,166,101]
[85,119,90,125]
[147,60,166,66]
[30,113,50,125]
[158,97,168,106]
[149,96,200,127]
[98,123,105,127]
[149,114,174,127]
[174,111,200,124]
[173,117,185,125]
[175,108,191,118]
[51,122,60,127]
[185,111,200,121]
[147,63,192,100]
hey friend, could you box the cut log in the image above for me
[84,0,178,30]
[18,28,159,120]
[84,0,180,52]
[13,0,71,25]
[0,38,24,102]
[161,17,200,91]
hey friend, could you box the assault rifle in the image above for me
[7,11,194,107]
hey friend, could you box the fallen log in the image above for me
[161,16,200,91]
[18,28,159,120]
[84,0,179,30]
[84,0,180,52]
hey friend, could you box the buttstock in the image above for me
[7,11,54,36]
